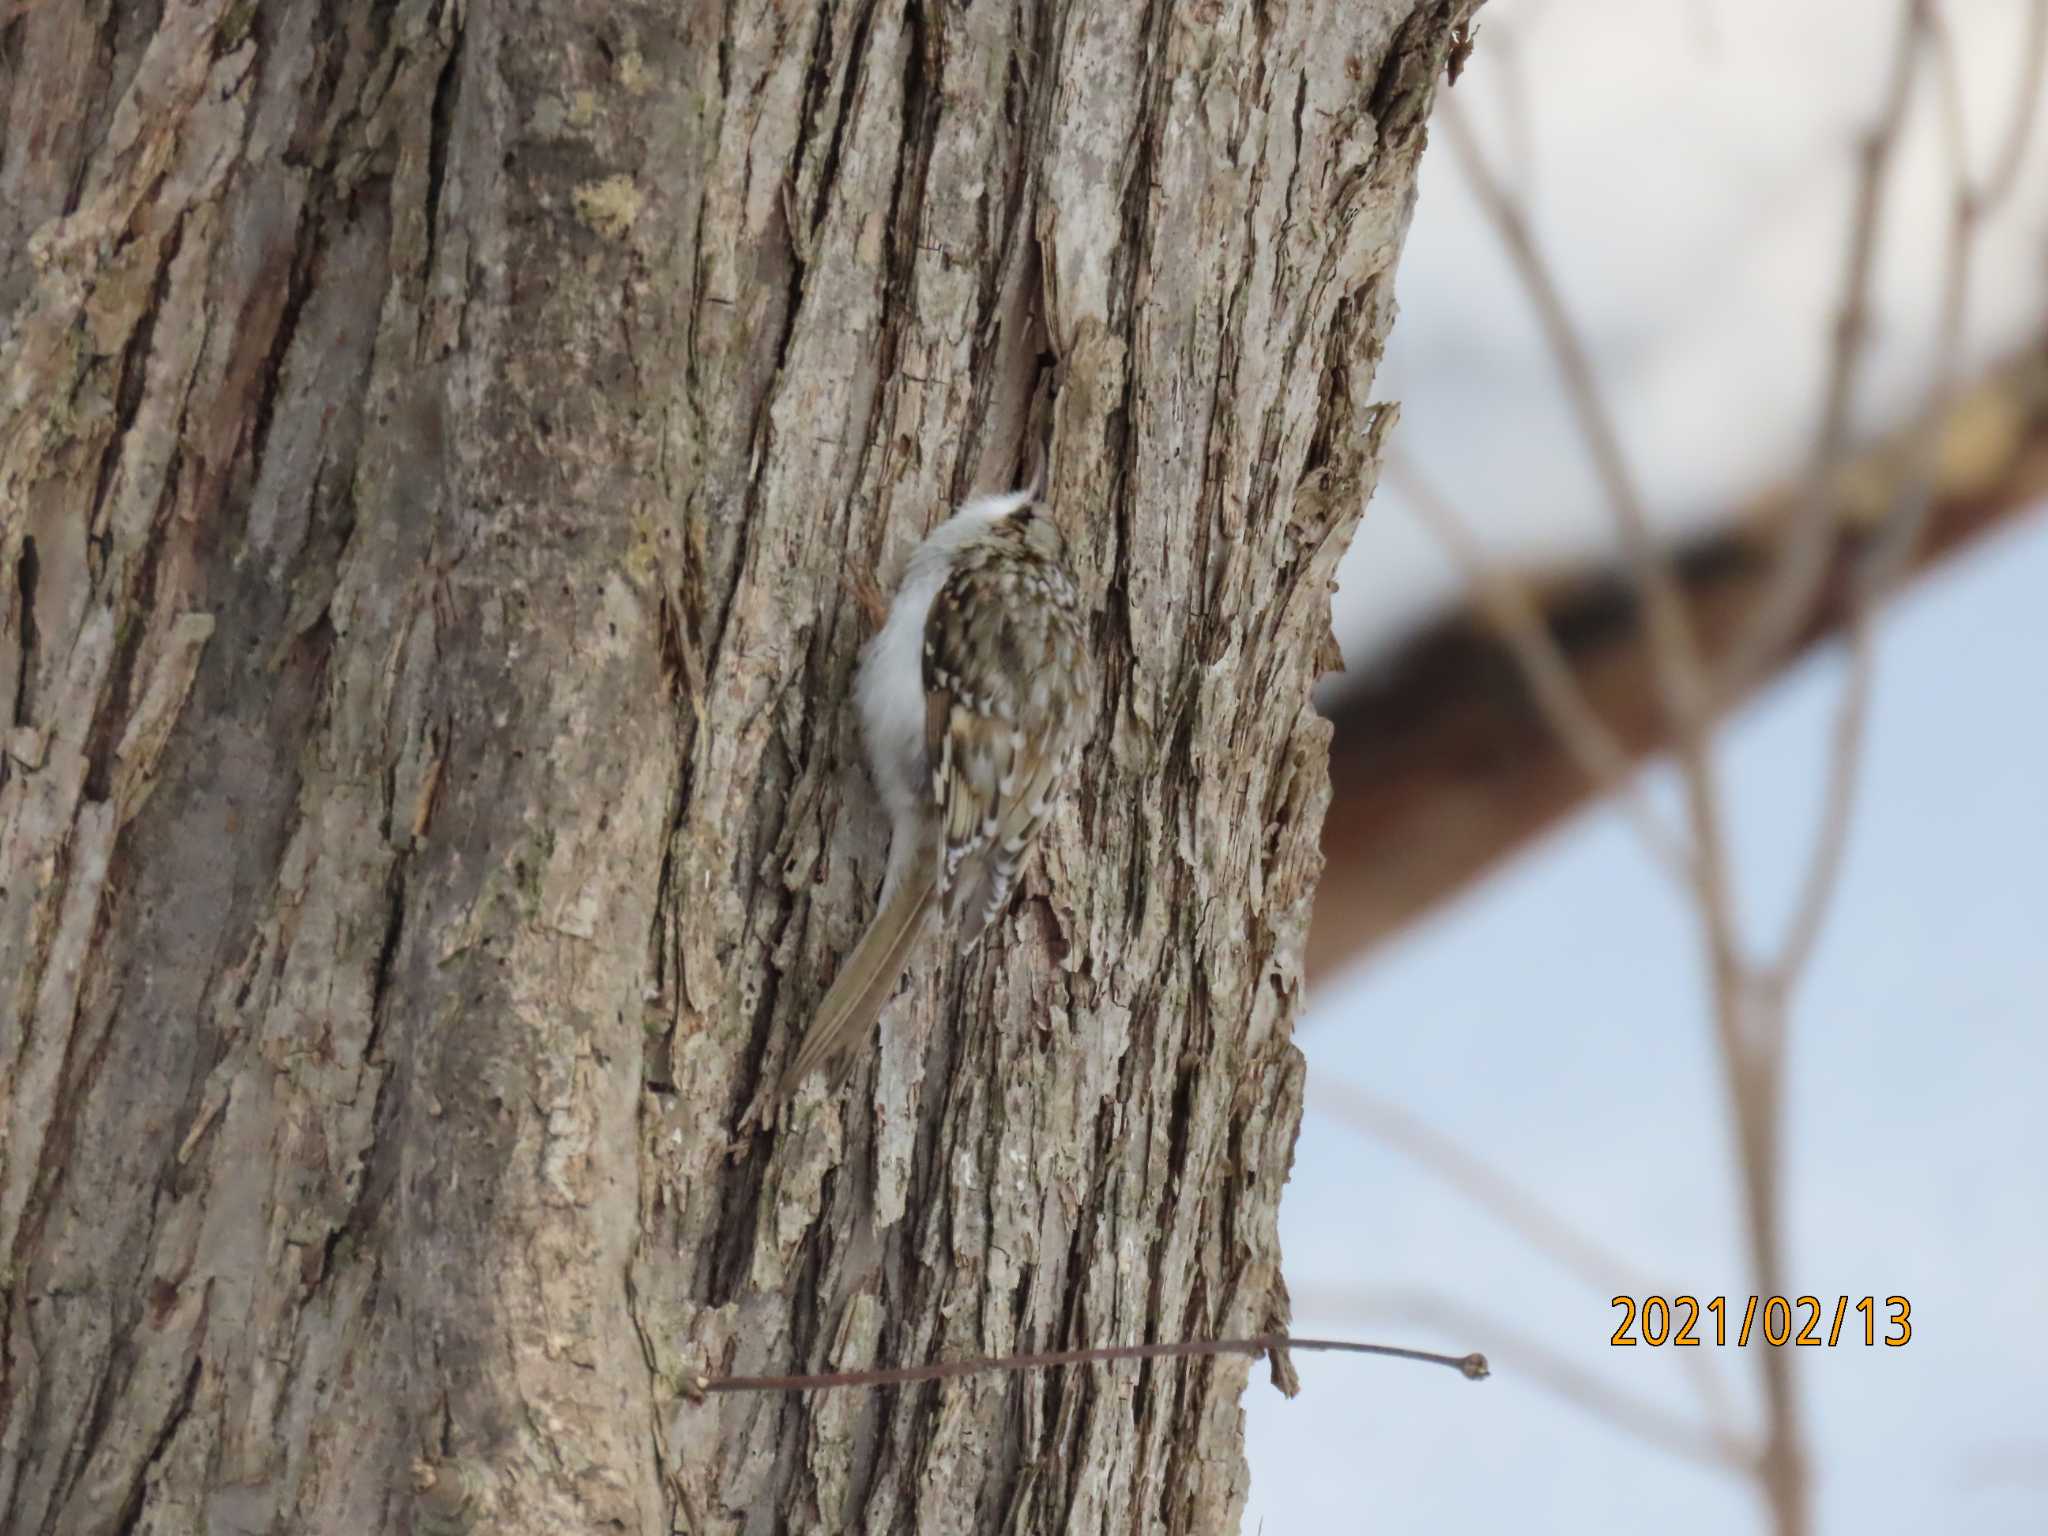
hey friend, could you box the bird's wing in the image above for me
[920,547,1087,933]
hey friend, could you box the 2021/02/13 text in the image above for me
[1610,1295,1911,1347]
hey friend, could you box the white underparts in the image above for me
[856,490,1033,903]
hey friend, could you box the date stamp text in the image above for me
[1610,1295,1911,1347]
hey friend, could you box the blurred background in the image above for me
[1245,1,2048,1531]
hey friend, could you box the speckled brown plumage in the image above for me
[921,507,1092,935]
[775,495,1094,1105]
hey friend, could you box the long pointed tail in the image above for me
[778,849,937,1101]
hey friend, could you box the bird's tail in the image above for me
[778,844,938,1101]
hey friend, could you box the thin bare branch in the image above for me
[1734,25,1989,1519]
[1388,455,1695,881]
[1416,13,2038,1536]
[1927,5,1974,200]
[1772,0,1979,987]
[1318,1080,1648,1297]
[1438,95,1708,725]
[1298,1286,1756,1477]
[1967,0,2048,217]
[1315,1078,1742,1435]
[1719,0,1924,701]
[1440,80,1746,1015]
[694,1334,1489,1396]
[1765,622,1876,988]
[1479,17,1542,198]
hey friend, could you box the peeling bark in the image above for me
[0,1,1478,1530]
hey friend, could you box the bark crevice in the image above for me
[1,1,1480,1530]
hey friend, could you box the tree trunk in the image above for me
[0,1,1475,1530]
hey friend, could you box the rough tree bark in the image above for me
[0,1,1476,1530]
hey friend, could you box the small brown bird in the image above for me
[778,489,1093,1100]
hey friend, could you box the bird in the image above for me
[777,488,1094,1102]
